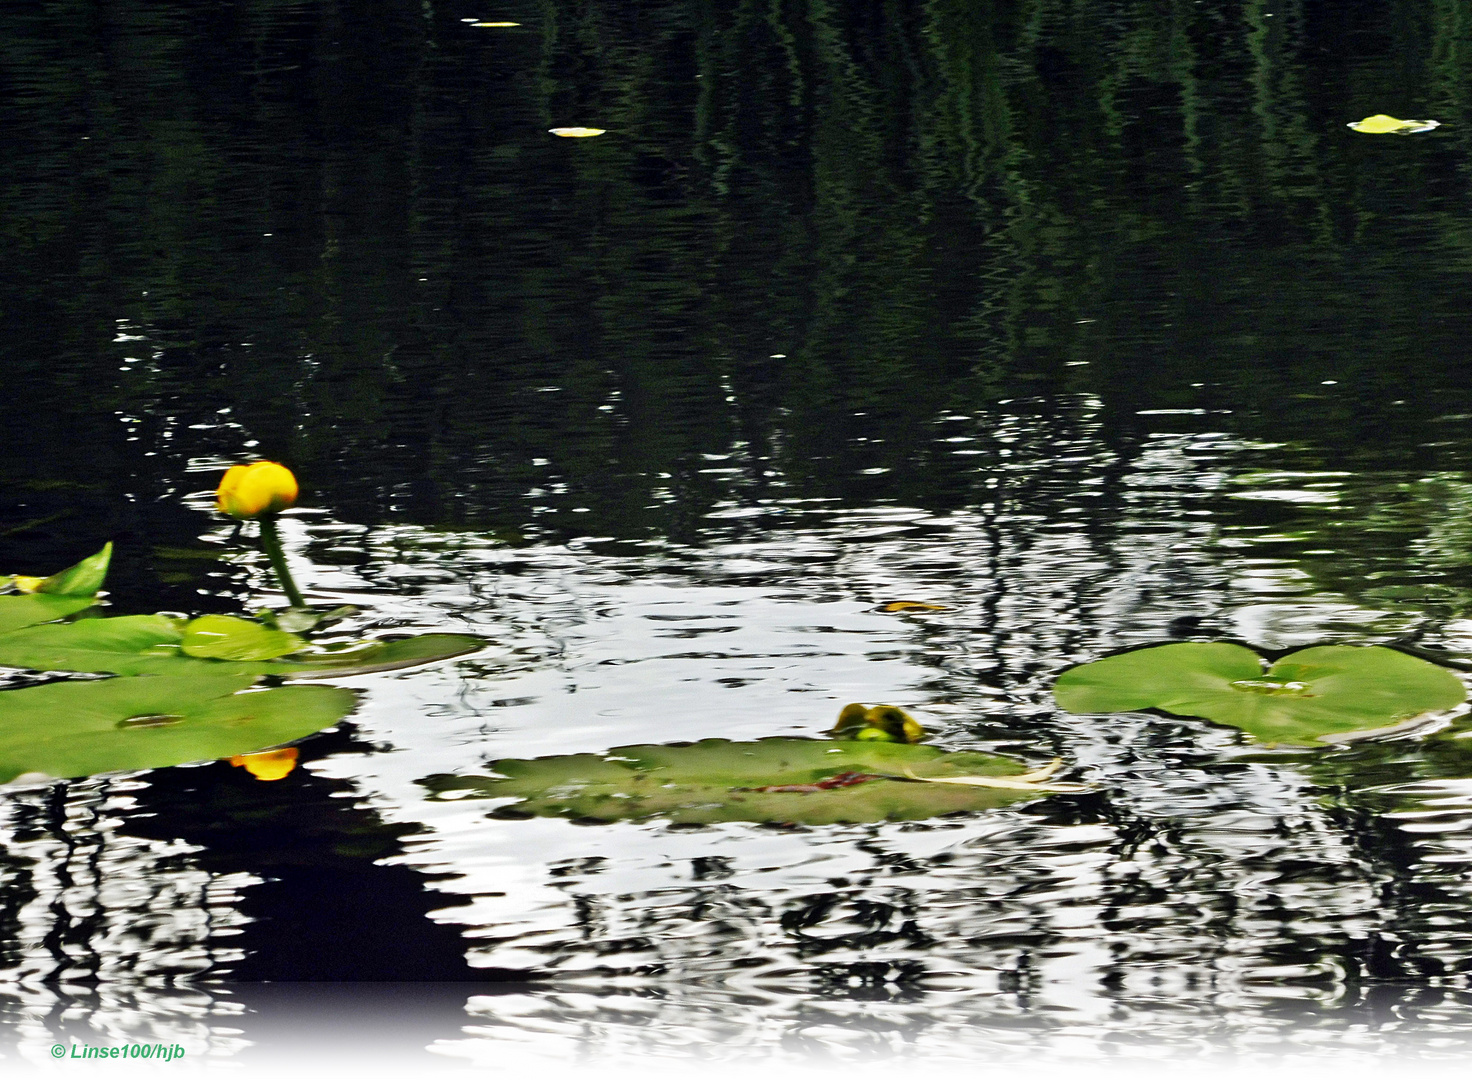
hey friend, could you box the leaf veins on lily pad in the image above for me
[423,738,1086,825]
[1053,643,1466,746]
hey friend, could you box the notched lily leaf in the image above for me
[0,674,355,783]
[1347,114,1440,134]
[1053,642,1467,747]
[423,738,1084,825]
[181,614,305,661]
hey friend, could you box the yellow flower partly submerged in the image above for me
[217,461,299,520]
[1347,114,1440,135]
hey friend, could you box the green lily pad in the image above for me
[1053,643,1467,746]
[424,738,1081,825]
[0,615,263,676]
[0,674,356,783]
[181,614,305,661]
[0,594,99,635]
[261,634,487,677]
[36,542,112,597]
[0,616,483,678]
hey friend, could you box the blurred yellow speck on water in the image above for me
[229,747,299,781]
[1347,114,1440,134]
[216,461,298,520]
[549,127,606,138]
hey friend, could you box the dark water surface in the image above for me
[6,0,1472,1068]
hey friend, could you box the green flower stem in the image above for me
[258,517,306,608]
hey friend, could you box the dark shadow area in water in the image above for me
[119,729,524,982]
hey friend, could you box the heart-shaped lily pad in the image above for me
[1053,643,1467,746]
[424,738,1085,825]
[0,674,356,783]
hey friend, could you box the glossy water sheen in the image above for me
[6,0,1472,1067]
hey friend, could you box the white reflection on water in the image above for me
[2,399,1471,1064]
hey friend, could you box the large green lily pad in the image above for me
[0,594,99,635]
[424,738,1082,825]
[0,616,483,678]
[0,674,356,783]
[1053,643,1467,746]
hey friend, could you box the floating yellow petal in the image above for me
[880,601,948,613]
[229,747,299,781]
[216,461,299,520]
[1347,114,1440,135]
[549,127,606,138]
[472,21,520,27]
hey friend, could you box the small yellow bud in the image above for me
[216,461,299,520]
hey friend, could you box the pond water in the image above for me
[6,0,1472,1071]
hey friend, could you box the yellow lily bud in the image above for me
[229,747,299,781]
[216,461,299,519]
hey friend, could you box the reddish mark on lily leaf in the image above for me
[738,771,883,794]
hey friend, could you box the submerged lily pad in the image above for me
[283,634,486,677]
[0,674,355,783]
[1053,643,1467,746]
[424,738,1084,825]
[0,615,484,678]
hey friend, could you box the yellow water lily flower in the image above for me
[1347,114,1440,135]
[829,702,926,743]
[229,747,299,781]
[216,461,299,520]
